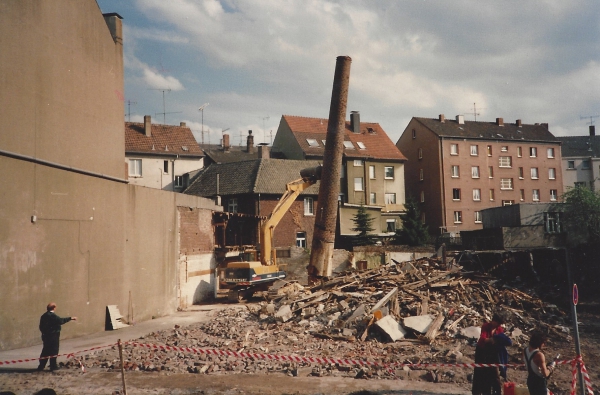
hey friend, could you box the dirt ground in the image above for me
[1,302,598,395]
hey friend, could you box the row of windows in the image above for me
[452,211,483,224]
[447,188,558,202]
[566,159,591,170]
[307,139,367,150]
[353,161,395,180]
[128,159,184,187]
[448,144,555,159]
[452,210,562,233]
[442,165,557,180]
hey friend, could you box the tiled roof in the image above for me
[413,117,559,142]
[202,144,264,163]
[557,135,600,157]
[283,115,407,161]
[184,159,322,197]
[125,122,203,156]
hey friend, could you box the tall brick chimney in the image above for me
[222,133,230,151]
[350,111,360,133]
[258,145,270,158]
[247,130,254,153]
[144,115,151,137]
[496,117,504,126]
[516,119,522,127]
[439,114,445,123]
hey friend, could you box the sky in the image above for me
[95,0,600,147]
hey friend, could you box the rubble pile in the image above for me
[78,257,572,383]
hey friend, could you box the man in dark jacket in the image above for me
[37,302,77,371]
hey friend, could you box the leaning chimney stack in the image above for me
[144,115,152,136]
[247,130,255,153]
[180,122,186,127]
[350,111,360,133]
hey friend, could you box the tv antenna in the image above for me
[125,100,137,122]
[149,88,177,124]
[198,103,210,146]
[262,115,270,144]
[581,114,600,125]
[466,103,486,121]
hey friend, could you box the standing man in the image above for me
[472,312,506,395]
[37,302,77,371]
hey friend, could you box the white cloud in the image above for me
[142,69,185,91]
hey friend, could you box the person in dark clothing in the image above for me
[523,331,554,395]
[472,312,506,395]
[37,302,77,371]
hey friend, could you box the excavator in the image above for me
[223,165,322,302]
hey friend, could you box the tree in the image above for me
[351,203,375,246]
[562,185,600,244]
[395,198,430,246]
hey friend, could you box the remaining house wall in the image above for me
[562,157,596,190]
[259,198,318,248]
[271,119,304,159]
[502,226,566,249]
[127,156,204,191]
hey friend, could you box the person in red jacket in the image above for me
[472,312,506,395]
[37,302,77,371]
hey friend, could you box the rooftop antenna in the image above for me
[270,129,273,145]
[262,115,270,144]
[581,114,600,125]
[198,103,210,146]
[467,102,486,121]
[149,88,173,124]
[125,100,137,122]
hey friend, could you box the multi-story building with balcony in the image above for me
[396,114,563,235]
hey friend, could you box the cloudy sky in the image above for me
[96,0,599,146]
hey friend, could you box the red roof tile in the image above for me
[283,115,407,161]
[125,122,203,156]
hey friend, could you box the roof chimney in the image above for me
[180,122,186,127]
[247,130,255,153]
[144,115,151,137]
[516,119,522,127]
[590,125,596,137]
[496,117,504,126]
[439,114,445,123]
[456,115,464,125]
[222,133,230,151]
[541,123,548,130]
[350,111,360,133]
[258,145,270,159]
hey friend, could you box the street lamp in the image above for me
[198,103,210,146]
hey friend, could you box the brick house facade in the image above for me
[396,115,563,235]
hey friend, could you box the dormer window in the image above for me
[343,141,355,149]
[306,138,319,147]
[357,142,366,149]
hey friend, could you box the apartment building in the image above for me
[396,115,563,235]
[557,125,600,191]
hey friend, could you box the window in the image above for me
[517,146,522,157]
[369,165,376,179]
[487,145,492,156]
[128,159,142,177]
[488,166,494,178]
[344,141,355,149]
[412,129,416,139]
[452,188,461,200]
[582,159,591,169]
[174,176,184,188]
[384,166,394,179]
[340,165,345,178]
[369,193,376,205]
[502,200,515,206]
[545,213,561,233]
[518,167,524,179]
[353,159,363,166]
[501,146,508,152]
[529,147,537,157]
[227,198,238,213]
[547,148,555,158]
[520,189,525,201]
[450,144,459,155]
[473,188,481,201]
[420,191,425,202]
[163,160,169,174]
[499,156,512,168]
[418,148,423,159]
[471,166,480,178]
[474,211,482,223]
[419,169,424,181]
[296,232,307,248]
[532,189,540,201]
[490,189,495,201]
[567,160,575,169]
[531,168,539,179]
[304,197,314,215]
[500,178,513,190]
[384,193,396,204]
[386,219,396,233]
[357,141,366,149]
[453,211,462,223]
[451,165,459,178]
[470,145,479,156]
[549,168,556,179]
[354,177,364,191]
[550,189,557,201]
[306,138,319,147]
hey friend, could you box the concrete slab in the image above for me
[374,315,407,341]
[403,314,435,334]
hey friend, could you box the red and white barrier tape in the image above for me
[0,344,115,369]
[570,356,594,395]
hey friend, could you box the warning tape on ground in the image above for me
[0,344,115,368]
